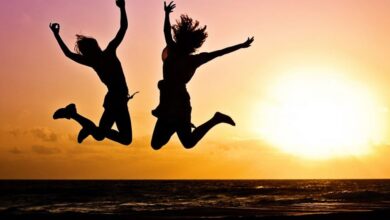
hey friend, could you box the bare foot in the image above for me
[214,112,236,126]
[53,103,76,120]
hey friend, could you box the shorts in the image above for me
[103,92,129,110]
[152,80,191,123]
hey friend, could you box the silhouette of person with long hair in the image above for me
[151,1,254,150]
[50,0,134,145]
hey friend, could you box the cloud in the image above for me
[30,128,58,142]
[31,145,61,155]
[8,129,27,137]
[9,147,23,154]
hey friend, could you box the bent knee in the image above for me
[120,136,132,146]
[90,127,105,141]
[151,141,164,150]
[182,140,195,149]
[93,133,105,141]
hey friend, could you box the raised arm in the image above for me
[107,0,128,51]
[49,23,90,66]
[164,1,176,47]
[196,37,254,66]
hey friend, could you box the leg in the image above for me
[151,119,176,150]
[177,112,235,149]
[53,104,99,143]
[101,105,132,145]
[92,108,115,142]
[75,106,116,144]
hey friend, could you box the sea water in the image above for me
[0,180,389,217]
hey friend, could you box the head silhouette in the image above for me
[173,15,208,55]
[75,35,102,58]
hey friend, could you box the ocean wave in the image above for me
[1,180,390,215]
[323,190,390,202]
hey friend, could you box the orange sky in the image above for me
[0,0,390,179]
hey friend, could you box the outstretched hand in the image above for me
[116,0,125,8]
[164,1,176,13]
[241,37,254,48]
[49,23,60,35]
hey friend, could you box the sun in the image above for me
[256,67,384,159]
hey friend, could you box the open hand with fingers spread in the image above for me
[164,1,176,13]
[241,37,254,48]
[49,23,60,35]
[116,0,125,8]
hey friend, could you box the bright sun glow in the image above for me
[256,67,385,159]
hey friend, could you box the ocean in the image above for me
[1,180,390,219]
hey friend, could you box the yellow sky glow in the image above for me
[256,66,386,159]
[1,0,390,179]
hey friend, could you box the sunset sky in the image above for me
[1,0,390,179]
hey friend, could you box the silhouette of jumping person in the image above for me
[151,1,254,150]
[50,0,134,145]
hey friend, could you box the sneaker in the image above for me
[214,112,236,126]
[53,104,76,120]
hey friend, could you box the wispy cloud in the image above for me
[31,145,61,155]
[8,129,27,137]
[9,147,23,154]
[30,128,58,142]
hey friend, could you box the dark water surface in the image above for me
[1,180,390,218]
